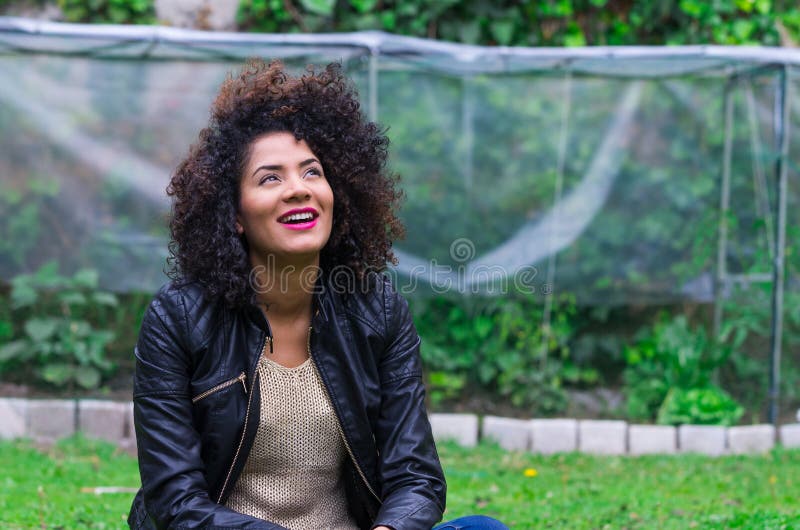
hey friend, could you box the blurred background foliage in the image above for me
[236,0,800,47]
[57,0,155,24]
[2,0,800,46]
[1,0,799,427]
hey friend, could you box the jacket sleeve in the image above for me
[370,279,447,530]
[133,285,287,530]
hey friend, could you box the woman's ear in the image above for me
[235,217,244,234]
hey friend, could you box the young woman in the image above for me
[128,60,507,530]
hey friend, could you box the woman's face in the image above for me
[236,132,334,265]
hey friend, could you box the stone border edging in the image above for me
[435,413,800,456]
[0,397,137,455]
[2,398,799,456]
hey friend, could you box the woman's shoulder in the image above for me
[150,279,208,311]
[147,279,231,329]
[139,279,238,353]
[327,272,408,332]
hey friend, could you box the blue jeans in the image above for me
[433,515,509,529]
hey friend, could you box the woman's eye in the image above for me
[305,167,323,178]
[258,174,279,185]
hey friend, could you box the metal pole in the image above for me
[540,71,572,370]
[713,83,734,340]
[768,66,790,426]
[368,50,378,122]
[461,75,474,192]
[745,83,775,259]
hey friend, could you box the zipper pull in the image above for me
[239,372,248,394]
[268,335,274,354]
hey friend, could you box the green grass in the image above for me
[439,442,800,529]
[0,436,139,529]
[1,436,799,529]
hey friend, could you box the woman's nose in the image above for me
[282,174,312,201]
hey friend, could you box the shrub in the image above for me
[413,293,585,415]
[0,262,118,390]
[57,0,155,24]
[236,0,800,47]
[623,313,743,425]
[657,386,744,426]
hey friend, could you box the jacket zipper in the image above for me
[191,372,247,404]
[331,396,382,504]
[216,336,269,503]
[308,328,382,504]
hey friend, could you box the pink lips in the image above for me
[283,219,318,231]
[277,207,319,231]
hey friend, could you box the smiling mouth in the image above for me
[278,210,319,224]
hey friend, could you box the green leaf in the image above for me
[108,5,129,23]
[657,386,744,426]
[41,363,74,386]
[24,318,59,342]
[68,320,92,338]
[474,315,494,340]
[679,0,704,18]
[489,20,515,46]
[10,282,37,309]
[477,363,496,385]
[92,292,119,307]
[89,330,115,349]
[75,366,101,389]
[32,261,62,288]
[72,342,89,365]
[458,20,481,44]
[349,0,378,13]
[73,269,99,289]
[0,340,29,362]
[732,18,755,41]
[59,291,87,306]
[0,321,12,341]
[379,10,396,30]
[299,0,335,16]
[350,13,381,31]
[754,0,770,14]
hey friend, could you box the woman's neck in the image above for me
[249,252,320,320]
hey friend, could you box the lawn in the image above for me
[1,436,798,529]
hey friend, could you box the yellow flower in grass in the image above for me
[524,468,538,478]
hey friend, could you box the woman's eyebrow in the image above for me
[250,158,319,177]
[251,164,282,177]
[299,158,320,167]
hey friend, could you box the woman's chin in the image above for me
[259,247,324,265]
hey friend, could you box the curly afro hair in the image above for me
[166,59,405,307]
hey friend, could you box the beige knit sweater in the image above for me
[225,356,359,530]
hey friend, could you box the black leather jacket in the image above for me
[127,275,446,530]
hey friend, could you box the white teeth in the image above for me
[281,212,314,222]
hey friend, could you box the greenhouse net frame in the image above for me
[0,17,798,422]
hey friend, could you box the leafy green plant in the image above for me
[426,370,467,407]
[0,180,52,270]
[0,261,119,390]
[716,283,800,421]
[57,0,155,24]
[414,293,581,415]
[236,0,800,47]
[657,386,744,426]
[622,313,742,424]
